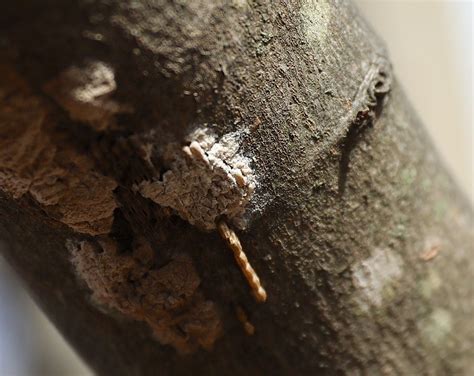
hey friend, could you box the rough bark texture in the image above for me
[0,1,473,375]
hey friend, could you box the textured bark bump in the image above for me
[351,247,403,312]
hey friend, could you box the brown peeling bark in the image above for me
[0,64,117,235]
[0,1,473,375]
[69,238,222,354]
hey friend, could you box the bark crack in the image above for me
[337,56,392,195]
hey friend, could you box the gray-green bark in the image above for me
[0,0,472,375]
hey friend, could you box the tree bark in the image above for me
[0,1,472,375]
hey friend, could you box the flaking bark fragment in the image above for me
[68,238,223,353]
[44,61,133,131]
[0,64,117,235]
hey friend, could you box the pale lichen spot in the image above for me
[419,308,452,347]
[301,0,331,46]
[231,0,249,9]
[419,269,442,299]
[401,166,417,186]
[352,248,403,312]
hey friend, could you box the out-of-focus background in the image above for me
[358,0,472,201]
[0,1,472,375]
